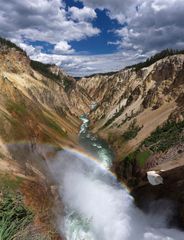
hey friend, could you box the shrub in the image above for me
[142,120,184,152]
[62,76,73,91]
[102,106,125,129]
[0,193,33,240]
[0,37,25,53]
[136,151,151,167]
[122,119,142,141]
[30,60,60,81]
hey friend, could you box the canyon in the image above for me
[0,37,184,239]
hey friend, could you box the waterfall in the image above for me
[47,116,184,240]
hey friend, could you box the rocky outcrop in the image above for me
[132,162,184,227]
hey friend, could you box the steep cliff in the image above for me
[78,54,184,185]
[1,37,184,236]
[0,38,92,239]
[0,41,92,148]
[78,53,184,224]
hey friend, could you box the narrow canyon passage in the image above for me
[48,116,184,240]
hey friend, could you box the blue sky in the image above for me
[1,0,184,76]
[25,1,123,56]
[70,9,122,55]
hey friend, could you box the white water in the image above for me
[47,116,184,240]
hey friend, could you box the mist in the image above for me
[47,149,184,240]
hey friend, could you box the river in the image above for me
[48,115,184,240]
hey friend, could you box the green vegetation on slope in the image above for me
[30,60,73,91]
[123,120,184,168]
[122,119,142,141]
[6,101,27,116]
[0,37,25,53]
[0,99,67,142]
[84,70,119,78]
[136,151,151,167]
[0,174,23,191]
[126,49,184,71]
[0,174,32,240]
[30,60,60,81]
[124,149,151,169]
[114,148,151,187]
[43,112,67,137]
[114,120,184,186]
[141,120,184,153]
[62,76,73,91]
[102,106,125,129]
[0,174,53,240]
[0,193,33,240]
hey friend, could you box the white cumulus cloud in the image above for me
[2,0,184,76]
[69,6,97,21]
[0,0,100,43]
[54,41,75,54]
